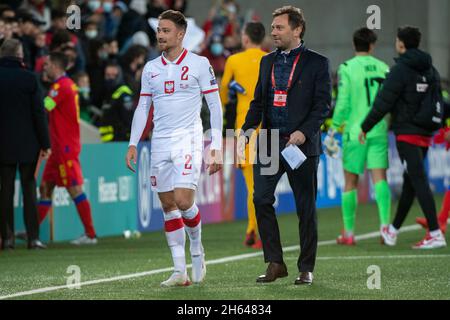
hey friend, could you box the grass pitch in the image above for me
[0,196,449,300]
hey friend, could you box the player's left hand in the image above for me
[287,130,306,146]
[207,149,223,175]
[358,130,367,145]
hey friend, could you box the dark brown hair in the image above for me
[49,52,69,71]
[159,10,187,32]
[273,6,306,38]
[397,26,421,49]
[244,22,265,45]
[353,27,377,52]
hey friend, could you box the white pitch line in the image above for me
[316,254,450,261]
[0,222,435,300]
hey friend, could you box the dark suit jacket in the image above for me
[0,57,50,164]
[241,44,332,156]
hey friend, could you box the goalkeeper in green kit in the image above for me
[325,28,392,245]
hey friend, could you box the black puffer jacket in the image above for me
[361,48,441,136]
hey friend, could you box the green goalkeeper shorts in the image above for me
[342,134,389,175]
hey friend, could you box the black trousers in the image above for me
[392,141,439,231]
[253,140,319,273]
[0,162,39,242]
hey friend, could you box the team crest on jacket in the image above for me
[165,81,175,94]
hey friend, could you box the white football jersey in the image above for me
[140,49,219,152]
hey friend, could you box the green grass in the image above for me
[0,196,449,300]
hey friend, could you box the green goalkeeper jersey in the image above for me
[331,55,389,140]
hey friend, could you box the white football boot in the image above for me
[412,232,447,249]
[160,271,191,288]
[70,234,98,245]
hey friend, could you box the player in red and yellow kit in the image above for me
[39,52,97,245]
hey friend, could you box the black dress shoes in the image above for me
[294,272,313,285]
[28,239,47,249]
[256,262,288,283]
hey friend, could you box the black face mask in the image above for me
[105,79,118,89]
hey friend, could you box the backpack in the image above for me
[412,69,444,132]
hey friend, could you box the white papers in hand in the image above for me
[281,144,307,170]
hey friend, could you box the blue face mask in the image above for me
[210,42,224,57]
[85,30,98,39]
[99,51,108,60]
[78,86,90,95]
[88,0,101,12]
[103,2,113,13]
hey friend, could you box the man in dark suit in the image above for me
[238,6,331,285]
[0,39,51,250]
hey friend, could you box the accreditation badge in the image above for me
[273,90,287,107]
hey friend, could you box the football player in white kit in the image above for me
[126,10,223,287]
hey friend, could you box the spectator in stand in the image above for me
[0,18,15,46]
[105,37,119,61]
[34,28,48,61]
[16,10,44,69]
[148,0,188,17]
[45,10,86,72]
[61,44,79,76]
[117,1,154,51]
[99,61,135,142]
[201,0,241,74]
[86,39,109,109]
[0,5,16,20]
[120,44,147,93]
[74,71,95,123]
[19,0,51,31]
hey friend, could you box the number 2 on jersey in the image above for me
[181,66,189,81]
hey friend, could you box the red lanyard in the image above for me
[271,53,301,90]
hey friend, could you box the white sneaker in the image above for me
[412,232,447,249]
[380,226,397,246]
[191,253,206,284]
[70,235,98,245]
[160,271,191,288]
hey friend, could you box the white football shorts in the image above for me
[150,146,203,193]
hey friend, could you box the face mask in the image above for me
[99,51,108,60]
[227,4,237,14]
[103,2,114,13]
[86,30,98,39]
[78,86,90,98]
[210,42,224,57]
[88,0,101,12]
[105,79,117,89]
